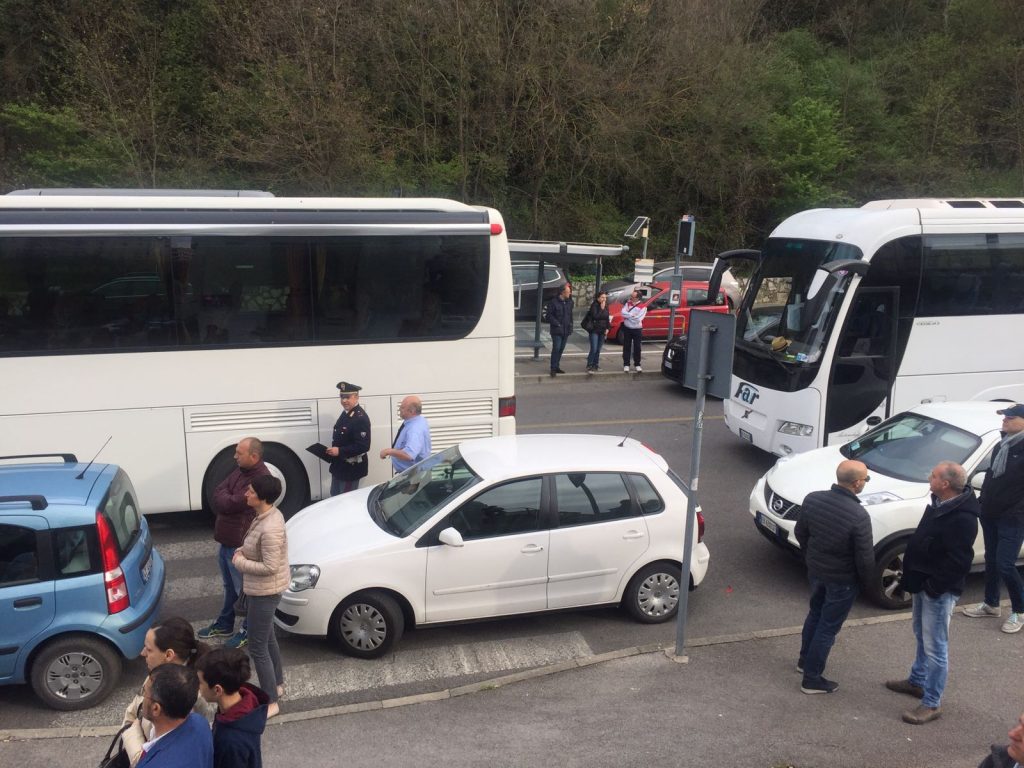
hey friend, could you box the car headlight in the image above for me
[778,421,814,437]
[289,564,320,592]
[858,491,902,507]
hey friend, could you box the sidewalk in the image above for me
[5,608,1020,767]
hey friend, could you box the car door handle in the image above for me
[520,544,545,554]
[13,597,42,609]
[622,531,645,540]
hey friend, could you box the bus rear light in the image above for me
[97,512,130,614]
[498,396,516,418]
[490,223,504,235]
[697,509,705,543]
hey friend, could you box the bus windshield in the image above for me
[370,446,480,537]
[738,238,863,365]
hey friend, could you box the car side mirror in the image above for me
[438,527,464,547]
[970,472,985,492]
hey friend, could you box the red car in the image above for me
[606,281,729,343]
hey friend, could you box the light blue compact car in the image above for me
[0,454,165,710]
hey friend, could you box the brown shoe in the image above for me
[885,679,925,698]
[902,705,941,725]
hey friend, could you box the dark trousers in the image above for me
[214,544,246,632]
[330,475,360,496]
[550,333,568,371]
[246,592,284,703]
[981,516,1024,613]
[799,577,858,683]
[621,327,643,366]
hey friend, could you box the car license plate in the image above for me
[141,554,153,583]
[739,428,753,443]
[757,512,778,535]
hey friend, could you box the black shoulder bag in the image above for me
[98,722,132,768]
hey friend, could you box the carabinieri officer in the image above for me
[326,381,371,495]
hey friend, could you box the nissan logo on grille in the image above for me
[771,496,785,513]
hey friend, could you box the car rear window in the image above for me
[100,470,142,556]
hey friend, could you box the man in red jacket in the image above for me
[198,437,270,649]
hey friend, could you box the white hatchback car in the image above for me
[276,434,709,657]
[749,402,1022,609]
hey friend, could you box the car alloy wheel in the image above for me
[333,591,405,658]
[625,563,682,623]
[31,636,121,711]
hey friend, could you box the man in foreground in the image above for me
[886,461,979,725]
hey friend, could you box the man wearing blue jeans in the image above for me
[545,282,573,377]
[886,462,979,725]
[964,404,1024,634]
[794,460,875,694]
[198,437,270,649]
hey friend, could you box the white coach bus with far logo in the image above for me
[709,198,1024,456]
[0,190,516,517]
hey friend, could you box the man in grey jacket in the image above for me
[794,459,875,694]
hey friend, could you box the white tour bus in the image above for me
[0,190,516,516]
[714,198,1024,456]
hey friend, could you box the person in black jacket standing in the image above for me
[545,282,573,377]
[794,459,875,695]
[886,461,979,725]
[326,381,371,495]
[582,290,611,373]
[964,403,1024,634]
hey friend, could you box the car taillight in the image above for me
[490,222,503,235]
[499,396,516,418]
[697,510,705,543]
[96,512,130,614]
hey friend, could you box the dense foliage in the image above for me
[2,0,1023,266]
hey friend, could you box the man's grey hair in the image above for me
[934,461,966,492]
[242,437,264,458]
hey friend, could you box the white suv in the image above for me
[749,402,1020,608]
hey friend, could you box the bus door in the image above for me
[824,287,899,445]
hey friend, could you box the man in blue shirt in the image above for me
[380,395,431,473]
[137,664,213,768]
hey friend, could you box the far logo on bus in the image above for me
[734,382,760,405]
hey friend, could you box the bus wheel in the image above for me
[261,444,310,519]
[202,444,310,520]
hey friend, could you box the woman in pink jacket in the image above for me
[232,474,289,718]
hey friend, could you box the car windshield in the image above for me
[839,412,982,482]
[369,446,480,537]
[737,238,862,364]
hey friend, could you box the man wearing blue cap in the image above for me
[326,382,371,495]
[963,403,1024,634]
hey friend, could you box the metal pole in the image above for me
[532,260,544,360]
[674,321,716,657]
[668,221,682,339]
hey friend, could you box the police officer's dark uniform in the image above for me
[330,381,371,496]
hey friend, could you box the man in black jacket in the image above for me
[963,403,1024,634]
[794,459,875,695]
[977,710,1024,768]
[545,282,573,377]
[886,461,979,725]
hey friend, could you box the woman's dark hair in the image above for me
[152,616,209,668]
[251,474,282,503]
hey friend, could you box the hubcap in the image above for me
[637,572,680,617]
[340,603,388,651]
[880,551,908,603]
[45,651,104,700]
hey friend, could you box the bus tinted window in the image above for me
[0,235,489,354]
[919,234,1024,316]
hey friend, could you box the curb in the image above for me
[0,610,927,742]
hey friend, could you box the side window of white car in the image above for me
[554,473,635,526]
[451,478,542,541]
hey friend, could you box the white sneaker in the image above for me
[963,602,1001,618]
[1002,612,1023,634]
[623,365,630,372]
[635,365,643,373]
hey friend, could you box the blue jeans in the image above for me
[981,516,1024,613]
[550,333,568,372]
[214,545,245,632]
[246,592,284,703]
[587,331,604,369]
[799,578,858,683]
[909,591,957,708]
